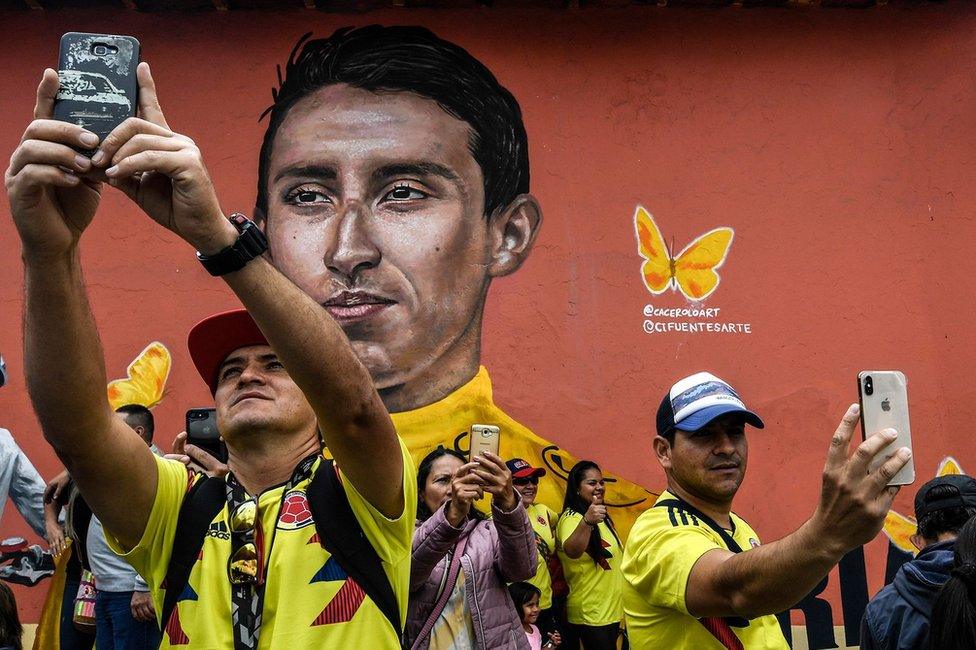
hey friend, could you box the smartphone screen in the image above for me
[54,33,140,147]
[858,371,915,486]
[185,407,227,464]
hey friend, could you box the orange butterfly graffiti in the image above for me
[633,206,734,301]
[106,342,171,410]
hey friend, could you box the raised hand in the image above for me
[472,451,518,511]
[6,69,102,257]
[583,493,607,526]
[812,404,911,552]
[446,462,484,527]
[93,62,235,255]
[166,431,229,478]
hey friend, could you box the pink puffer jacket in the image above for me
[407,500,538,650]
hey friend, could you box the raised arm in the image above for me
[684,405,910,619]
[5,70,158,550]
[92,63,402,516]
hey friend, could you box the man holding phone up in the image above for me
[6,63,414,648]
[621,372,912,649]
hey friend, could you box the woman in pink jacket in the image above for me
[407,448,538,650]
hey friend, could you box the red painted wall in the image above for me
[2,3,975,636]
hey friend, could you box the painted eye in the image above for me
[385,185,427,201]
[285,187,330,205]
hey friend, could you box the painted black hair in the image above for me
[416,446,486,522]
[255,25,529,224]
[928,515,976,650]
[563,460,620,566]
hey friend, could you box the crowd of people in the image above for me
[2,23,976,650]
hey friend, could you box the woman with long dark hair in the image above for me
[928,515,976,650]
[408,447,538,649]
[556,461,623,649]
[0,581,22,650]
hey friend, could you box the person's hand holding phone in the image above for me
[446,462,484,527]
[5,69,103,259]
[808,404,911,553]
[92,62,237,257]
[167,431,229,478]
[472,451,518,512]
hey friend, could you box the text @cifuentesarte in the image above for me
[642,305,753,335]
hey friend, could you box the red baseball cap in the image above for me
[188,309,269,394]
[505,458,546,480]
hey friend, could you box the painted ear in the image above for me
[487,194,543,278]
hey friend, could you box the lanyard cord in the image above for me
[225,453,319,650]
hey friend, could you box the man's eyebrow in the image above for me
[217,353,278,373]
[272,164,338,184]
[372,162,461,184]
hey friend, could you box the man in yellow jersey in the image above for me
[622,372,912,649]
[252,25,653,536]
[7,61,414,648]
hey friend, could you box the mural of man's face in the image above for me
[264,84,501,408]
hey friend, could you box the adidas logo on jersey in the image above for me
[206,520,230,540]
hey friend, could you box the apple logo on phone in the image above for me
[881,398,891,412]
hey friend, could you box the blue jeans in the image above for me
[94,590,162,650]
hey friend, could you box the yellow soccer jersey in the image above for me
[390,366,654,539]
[555,510,624,626]
[621,491,789,650]
[107,440,416,649]
[525,502,558,609]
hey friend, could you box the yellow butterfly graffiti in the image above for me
[106,342,172,410]
[634,206,735,301]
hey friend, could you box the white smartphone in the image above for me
[469,424,500,460]
[858,370,915,486]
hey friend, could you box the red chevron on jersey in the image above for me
[310,579,366,626]
[307,532,321,545]
[165,606,189,645]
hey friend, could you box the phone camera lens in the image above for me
[93,45,108,56]
[865,376,874,396]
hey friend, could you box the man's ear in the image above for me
[910,533,926,552]
[487,194,543,278]
[652,436,673,472]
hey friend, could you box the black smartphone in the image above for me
[185,407,228,464]
[53,33,140,150]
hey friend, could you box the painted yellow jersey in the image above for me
[525,502,558,609]
[390,367,655,539]
[556,510,624,626]
[106,441,416,649]
[621,491,789,650]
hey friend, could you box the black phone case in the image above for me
[186,408,228,464]
[53,33,140,145]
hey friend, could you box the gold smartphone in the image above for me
[469,424,500,460]
[858,370,916,486]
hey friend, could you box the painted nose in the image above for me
[324,202,381,282]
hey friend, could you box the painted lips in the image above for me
[323,291,396,323]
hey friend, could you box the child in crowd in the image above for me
[509,582,561,650]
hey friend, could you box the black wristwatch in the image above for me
[196,213,269,277]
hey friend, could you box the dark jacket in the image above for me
[860,540,955,650]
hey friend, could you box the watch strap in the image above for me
[196,213,269,277]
